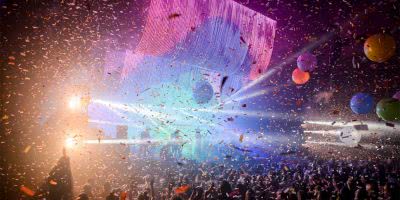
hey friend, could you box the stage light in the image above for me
[231,33,334,99]
[68,96,81,110]
[65,137,76,148]
[222,89,272,106]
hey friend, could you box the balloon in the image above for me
[193,80,213,104]
[297,52,317,72]
[364,34,396,63]
[393,91,400,100]
[350,93,374,114]
[339,126,361,147]
[292,68,310,85]
[376,98,400,121]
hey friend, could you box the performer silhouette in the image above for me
[139,128,151,157]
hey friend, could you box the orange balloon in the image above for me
[364,34,396,63]
[292,68,310,85]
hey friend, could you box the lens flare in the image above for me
[68,96,81,110]
[65,137,76,148]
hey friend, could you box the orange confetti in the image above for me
[49,180,57,185]
[175,185,190,194]
[23,145,31,154]
[239,134,244,142]
[20,185,35,197]
[295,99,303,107]
[120,191,127,200]
[284,166,289,171]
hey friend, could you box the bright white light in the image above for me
[84,138,187,145]
[303,120,399,133]
[222,89,272,106]
[231,33,334,99]
[68,96,81,110]
[65,137,76,148]
[304,130,340,135]
[92,98,291,121]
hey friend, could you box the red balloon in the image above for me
[292,68,310,84]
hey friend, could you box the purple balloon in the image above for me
[297,52,317,72]
[393,91,400,100]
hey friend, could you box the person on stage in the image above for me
[139,128,151,157]
[171,130,182,159]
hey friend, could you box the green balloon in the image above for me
[376,98,400,121]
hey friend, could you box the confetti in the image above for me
[20,186,35,197]
[239,134,244,142]
[168,13,181,19]
[175,185,190,194]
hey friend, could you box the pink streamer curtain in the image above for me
[122,0,276,80]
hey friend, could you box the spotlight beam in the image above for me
[303,120,399,132]
[84,138,188,145]
[88,119,144,128]
[93,99,174,123]
[230,32,334,99]
[303,141,398,150]
[92,99,299,126]
[178,110,218,127]
[222,88,272,106]
[304,130,341,135]
[179,107,293,119]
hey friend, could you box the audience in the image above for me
[63,155,400,200]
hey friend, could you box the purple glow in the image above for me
[393,91,400,100]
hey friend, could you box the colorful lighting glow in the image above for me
[64,137,77,148]
[68,96,81,110]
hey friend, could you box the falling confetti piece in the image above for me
[175,185,190,194]
[220,76,228,92]
[239,134,244,142]
[20,186,35,197]
[168,13,181,19]
[240,36,246,44]
[232,145,252,152]
[385,122,395,127]
[49,180,58,185]
[354,124,369,130]
[23,145,31,154]
[284,166,289,171]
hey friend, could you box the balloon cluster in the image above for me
[292,52,317,85]
[350,92,400,122]
[348,34,398,121]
